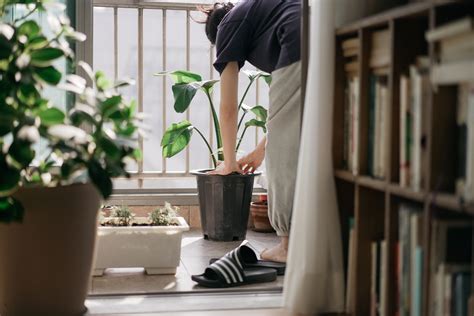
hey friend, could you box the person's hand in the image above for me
[238,147,265,174]
[208,160,242,175]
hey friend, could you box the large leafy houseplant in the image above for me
[157,69,270,167]
[0,0,142,223]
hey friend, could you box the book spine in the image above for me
[343,80,350,170]
[374,80,381,178]
[368,75,376,177]
[413,247,423,316]
[380,240,387,316]
[371,241,378,316]
[410,65,422,192]
[380,83,389,180]
[465,84,474,202]
[354,77,360,176]
[400,76,409,187]
[399,206,411,316]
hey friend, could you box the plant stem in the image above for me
[194,127,217,168]
[238,79,254,111]
[13,4,37,24]
[205,90,223,161]
[236,126,248,152]
[237,111,247,132]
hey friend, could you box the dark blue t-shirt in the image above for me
[213,0,301,74]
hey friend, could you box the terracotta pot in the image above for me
[250,201,274,233]
[0,183,101,316]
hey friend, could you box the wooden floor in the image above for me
[89,308,289,316]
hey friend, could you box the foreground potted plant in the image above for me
[157,70,270,241]
[94,203,189,276]
[0,1,142,315]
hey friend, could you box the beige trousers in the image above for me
[266,61,302,236]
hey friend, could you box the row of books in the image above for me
[429,220,473,316]
[368,75,389,179]
[399,57,430,192]
[427,16,474,202]
[398,204,424,316]
[342,36,360,174]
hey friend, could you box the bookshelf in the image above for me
[332,1,474,315]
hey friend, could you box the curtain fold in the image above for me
[283,0,345,314]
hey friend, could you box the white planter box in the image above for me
[93,217,189,276]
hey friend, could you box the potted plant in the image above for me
[94,203,189,276]
[250,194,275,233]
[0,1,142,315]
[157,70,270,241]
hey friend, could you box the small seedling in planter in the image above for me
[148,202,178,226]
[112,205,135,226]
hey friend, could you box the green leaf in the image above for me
[30,48,64,66]
[161,120,193,158]
[172,83,198,113]
[28,36,48,50]
[8,140,35,167]
[95,71,111,91]
[242,69,271,86]
[70,110,96,127]
[88,160,113,199]
[200,79,220,94]
[101,95,122,117]
[33,66,62,85]
[39,107,65,126]
[0,35,13,60]
[0,104,16,136]
[0,159,20,194]
[17,84,40,106]
[250,105,268,122]
[18,20,40,39]
[245,119,267,133]
[156,70,201,84]
[99,136,121,161]
[0,197,24,223]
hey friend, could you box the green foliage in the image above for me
[148,202,177,226]
[0,1,143,223]
[156,69,270,168]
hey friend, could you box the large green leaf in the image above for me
[250,105,268,122]
[88,160,113,198]
[0,160,20,194]
[245,119,267,133]
[101,95,122,117]
[8,140,35,167]
[155,70,201,84]
[18,20,40,39]
[17,84,40,106]
[161,120,193,158]
[0,197,24,223]
[0,104,16,136]
[172,83,198,113]
[30,48,64,66]
[200,79,220,94]
[33,66,62,85]
[0,35,12,60]
[38,107,65,126]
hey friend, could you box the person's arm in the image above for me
[208,62,242,175]
[238,136,266,174]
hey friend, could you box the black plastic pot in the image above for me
[192,169,260,242]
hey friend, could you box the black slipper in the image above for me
[209,241,286,275]
[192,243,277,288]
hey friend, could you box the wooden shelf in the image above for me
[388,183,425,202]
[431,193,474,215]
[358,175,386,192]
[334,169,356,183]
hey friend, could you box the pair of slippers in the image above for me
[191,241,286,288]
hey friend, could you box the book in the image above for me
[431,61,474,85]
[440,31,474,63]
[368,75,377,177]
[371,241,379,316]
[343,47,358,58]
[345,61,359,73]
[400,75,411,187]
[410,212,423,316]
[345,226,356,313]
[465,83,474,202]
[452,272,471,316]
[352,77,360,175]
[380,240,387,316]
[342,37,360,50]
[426,16,474,42]
[399,204,413,316]
[456,84,469,197]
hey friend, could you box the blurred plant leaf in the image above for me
[33,66,62,85]
[38,107,65,126]
[245,119,267,133]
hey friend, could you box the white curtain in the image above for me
[283,0,345,314]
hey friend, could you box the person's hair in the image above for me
[197,2,235,45]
